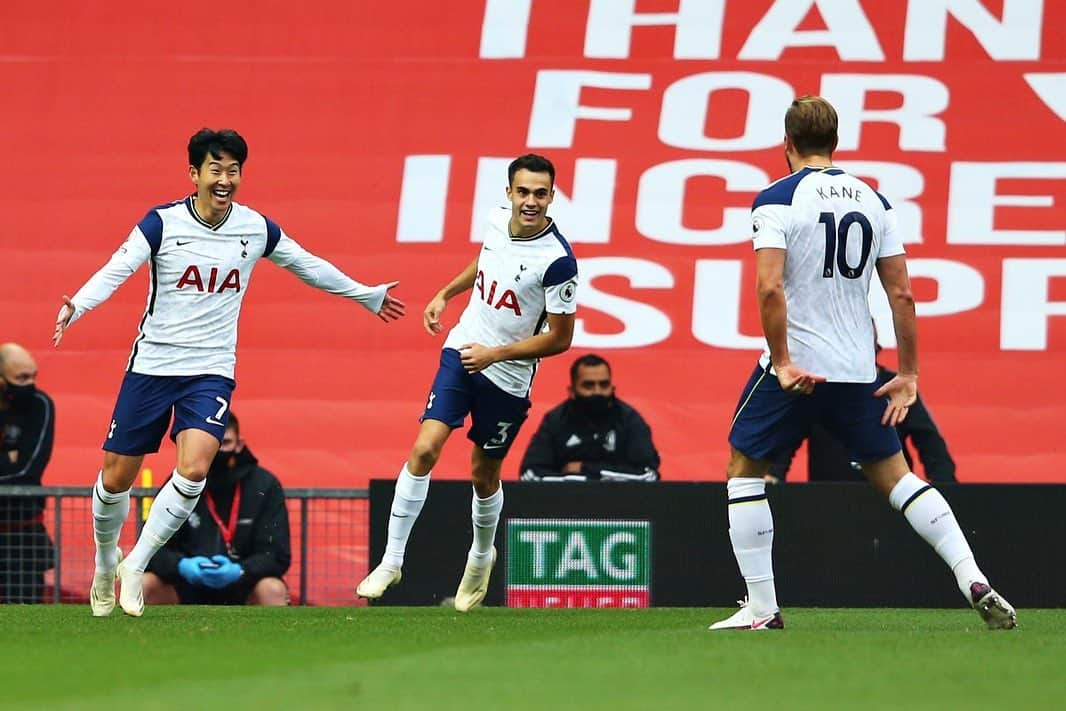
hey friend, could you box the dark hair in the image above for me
[508,153,555,186]
[784,96,838,156]
[188,128,248,169]
[570,353,611,384]
[226,412,240,436]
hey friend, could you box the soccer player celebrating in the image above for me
[357,154,578,611]
[711,97,1016,631]
[53,129,405,617]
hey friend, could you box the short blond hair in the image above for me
[785,96,838,156]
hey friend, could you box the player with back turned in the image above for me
[710,96,1016,631]
[53,128,405,617]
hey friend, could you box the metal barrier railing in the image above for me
[0,486,369,606]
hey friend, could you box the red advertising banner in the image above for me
[3,1,1063,485]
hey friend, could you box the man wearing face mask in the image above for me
[0,343,56,603]
[520,354,661,482]
[143,413,290,605]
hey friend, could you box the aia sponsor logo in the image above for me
[474,270,521,315]
[176,266,242,293]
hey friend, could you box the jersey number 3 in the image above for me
[819,211,873,280]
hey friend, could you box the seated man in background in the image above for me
[520,354,661,482]
[767,336,956,484]
[0,343,56,603]
[144,413,290,605]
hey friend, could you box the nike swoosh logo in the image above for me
[176,240,191,246]
[391,513,409,518]
[483,443,507,450]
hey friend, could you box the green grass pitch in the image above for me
[3,606,1063,710]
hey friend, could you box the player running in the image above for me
[54,128,405,617]
[710,97,1016,631]
[357,154,578,611]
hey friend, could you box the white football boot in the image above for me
[454,547,496,613]
[117,559,144,617]
[356,564,402,600]
[708,599,784,631]
[969,582,1017,630]
[89,549,122,617]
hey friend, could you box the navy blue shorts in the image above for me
[420,348,531,460]
[103,372,236,455]
[728,363,901,464]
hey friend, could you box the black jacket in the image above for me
[769,366,956,482]
[147,446,291,584]
[0,389,55,521]
[520,397,661,481]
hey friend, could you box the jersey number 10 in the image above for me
[818,211,873,280]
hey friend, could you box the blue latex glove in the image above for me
[200,555,244,589]
[177,556,216,585]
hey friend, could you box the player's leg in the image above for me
[358,350,467,599]
[119,377,232,616]
[90,373,174,616]
[246,577,289,606]
[141,572,180,604]
[831,382,1016,629]
[710,364,807,630]
[452,376,530,612]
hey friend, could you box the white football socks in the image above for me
[124,469,204,573]
[92,472,130,572]
[382,464,430,570]
[467,484,503,568]
[889,472,988,599]
[727,477,779,617]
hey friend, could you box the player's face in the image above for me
[506,169,554,237]
[189,151,242,220]
[570,364,614,399]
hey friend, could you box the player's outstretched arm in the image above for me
[459,312,574,373]
[424,257,479,335]
[874,254,918,425]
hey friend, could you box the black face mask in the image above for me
[2,381,36,409]
[574,394,613,418]
[209,450,238,479]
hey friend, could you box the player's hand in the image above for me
[458,343,497,373]
[873,373,917,426]
[423,294,448,336]
[775,362,825,396]
[53,295,75,347]
[376,281,406,322]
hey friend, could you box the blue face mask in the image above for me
[2,380,35,409]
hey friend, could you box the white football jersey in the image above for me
[444,208,578,397]
[751,167,905,382]
[68,196,387,379]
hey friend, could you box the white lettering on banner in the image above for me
[527,70,652,148]
[585,0,724,59]
[903,0,1045,61]
[1001,259,1066,350]
[1025,73,1066,122]
[836,161,926,244]
[479,0,533,59]
[600,532,637,580]
[739,0,885,61]
[557,532,599,580]
[822,74,949,152]
[692,260,765,349]
[947,163,1066,245]
[636,159,769,245]
[396,155,450,243]
[470,157,616,243]
[573,258,673,348]
[659,72,793,151]
[519,531,558,579]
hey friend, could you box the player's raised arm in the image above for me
[53,231,152,347]
[424,256,479,336]
[873,254,918,425]
[267,233,405,322]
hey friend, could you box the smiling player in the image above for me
[53,128,405,618]
[357,154,578,611]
